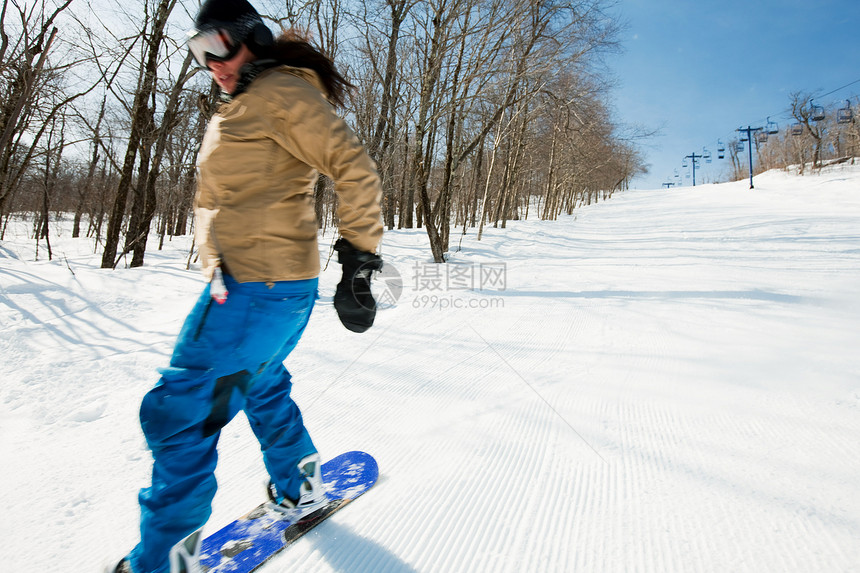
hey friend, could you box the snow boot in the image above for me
[167,528,203,573]
[104,559,133,573]
[106,529,202,573]
[266,453,327,522]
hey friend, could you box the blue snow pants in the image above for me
[128,274,319,573]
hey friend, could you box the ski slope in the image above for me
[1,166,859,572]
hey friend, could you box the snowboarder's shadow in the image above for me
[304,519,418,573]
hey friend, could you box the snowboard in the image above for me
[199,451,378,572]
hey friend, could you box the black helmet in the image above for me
[188,0,273,67]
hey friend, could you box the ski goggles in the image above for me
[187,28,241,68]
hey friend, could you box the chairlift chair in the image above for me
[735,141,745,153]
[791,123,803,136]
[756,131,768,143]
[811,103,825,122]
[766,117,779,134]
[703,149,712,163]
[717,140,725,159]
[837,100,853,124]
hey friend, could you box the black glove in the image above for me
[333,238,383,333]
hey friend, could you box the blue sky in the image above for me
[608,0,860,189]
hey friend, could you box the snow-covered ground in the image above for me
[2,166,859,572]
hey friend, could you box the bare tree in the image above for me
[100,0,178,269]
[789,92,825,173]
[0,0,73,216]
[124,52,197,267]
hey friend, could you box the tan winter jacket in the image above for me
[194,65,383,283]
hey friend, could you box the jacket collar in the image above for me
[221,59,279,101]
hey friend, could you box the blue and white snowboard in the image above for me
[200,451,378,572]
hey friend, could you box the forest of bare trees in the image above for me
[0,0,645,265]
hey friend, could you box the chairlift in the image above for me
[766,117,779,135]
[791,123,803,136]
[837,100,853,124]
[735,141,745,153]
[756,130,769,144]
[810,102,825,122]
[682,159,689,168]
[717,140,726,159]
[703,148,712,163]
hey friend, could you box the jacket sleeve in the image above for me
[266,71,383,254]
[193,117,225,281]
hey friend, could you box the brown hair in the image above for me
[259,32,353,107]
